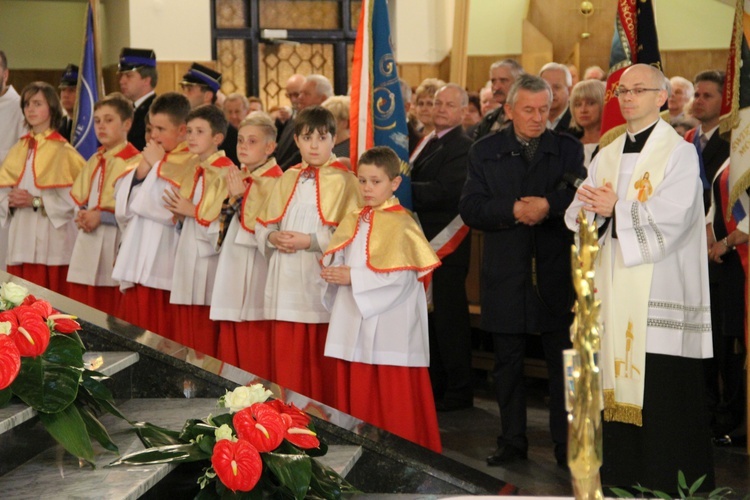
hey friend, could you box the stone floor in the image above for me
[437,378,750,497]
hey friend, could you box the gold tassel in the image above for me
[603,390,643,426]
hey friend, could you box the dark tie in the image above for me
[521,137,540,164]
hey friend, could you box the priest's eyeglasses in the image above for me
[614,87,661,98]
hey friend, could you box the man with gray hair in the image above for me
[0,50,25,271]
[411,83,474,412]
[460,74,585,466]
[668,75,694,122]
[474,59,524,140]
[539,62,574,133]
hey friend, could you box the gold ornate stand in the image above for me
[565,210,604,499]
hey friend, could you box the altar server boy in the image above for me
[256,106,360,405]
[211,112,283,375]
[112,92,197,338]
[321,146,442,453]
[68,93,141,316]
[0,82,84,295]
[163,104,233,356]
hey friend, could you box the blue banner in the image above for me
[370,0,411,208]
[72,3,100,160]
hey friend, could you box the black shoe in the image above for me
[486,445,527,466]
[435,399,473,412]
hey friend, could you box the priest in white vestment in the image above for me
[565,64,714,493]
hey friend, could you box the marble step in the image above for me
[0,351,140,436]
[0,398,362,500]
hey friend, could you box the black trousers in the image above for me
[428,263,473,405]
[492,329,571,458]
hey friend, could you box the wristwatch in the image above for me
[722,237,734,251]
[31,197,42,212]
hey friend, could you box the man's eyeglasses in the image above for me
[286,92,300,99]
[614,87,661,98]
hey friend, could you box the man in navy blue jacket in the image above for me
[460,74,585,467]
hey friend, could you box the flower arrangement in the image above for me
[111,384,357,499]
[0,282,126,465]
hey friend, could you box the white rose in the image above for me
[0,282,28,307]
[0,321,11,336]
[214,424,236,442]
[222,384,272,413]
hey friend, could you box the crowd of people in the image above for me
[0,44,744,492]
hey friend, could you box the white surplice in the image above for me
[209,215,268,321]
[112,162,179,291]
[255,176,333,323]
[67,166,120,286]
[322,217,430,367]
[170,177,220,305]
[565,120,712,360]
[0,151,77,266]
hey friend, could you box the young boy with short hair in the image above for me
[162,104,234,356]
[256,106,360,404]
[112,92,198,338]
[211,112,283,374]
[321,146,442,453]
[68,93,141,316]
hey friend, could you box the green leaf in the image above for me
[653,490,673,500]
[38,403,95,465]
[0,387,12,407]
[608,488,635,498]
[309,458,357,498]
[108,443,210,466]
[678,470,688,490]
[80,373,128,421]
[688,474,706,496]
[304,439,328,458]
[210,413,233,427]
[263,452,312,500]
[179,419,218,442]
[707,486,734,498]
[12,338,83,413]
[78,405,119,453]
[131,421,184,448]
[42,335,84,367]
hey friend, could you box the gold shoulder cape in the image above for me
[179,151,236,226]
[70,142,141,212]
[257,156,362,227]
[0,130,85,189]
[324,198,441,276]
[240,158,283,233]
[156,142,199,187]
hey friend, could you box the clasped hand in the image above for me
[577,182,618,217]
[163,186,195,222]
[75,208,102,233]
[513,196,549,225]
[8,188,33,208]
[269,231,311,253]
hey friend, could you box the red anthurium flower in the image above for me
[266,399,311,428]
[47,314,80,334]
[0,335,21,390]
[283,421,320,450]
[21,294,40,306]
[233,403,286,452]
[28,300,53,319]
[0,311,19,335]
[11,305,51,357]
[211,438,262,493]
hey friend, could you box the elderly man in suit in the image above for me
[412,83,474,412]
[460,74,585,466]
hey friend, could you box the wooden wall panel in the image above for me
[7,70,61,96]
[527,0,615,74]
[661,49,730,80]
[522,19,554,76]
[398,56,451,90]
